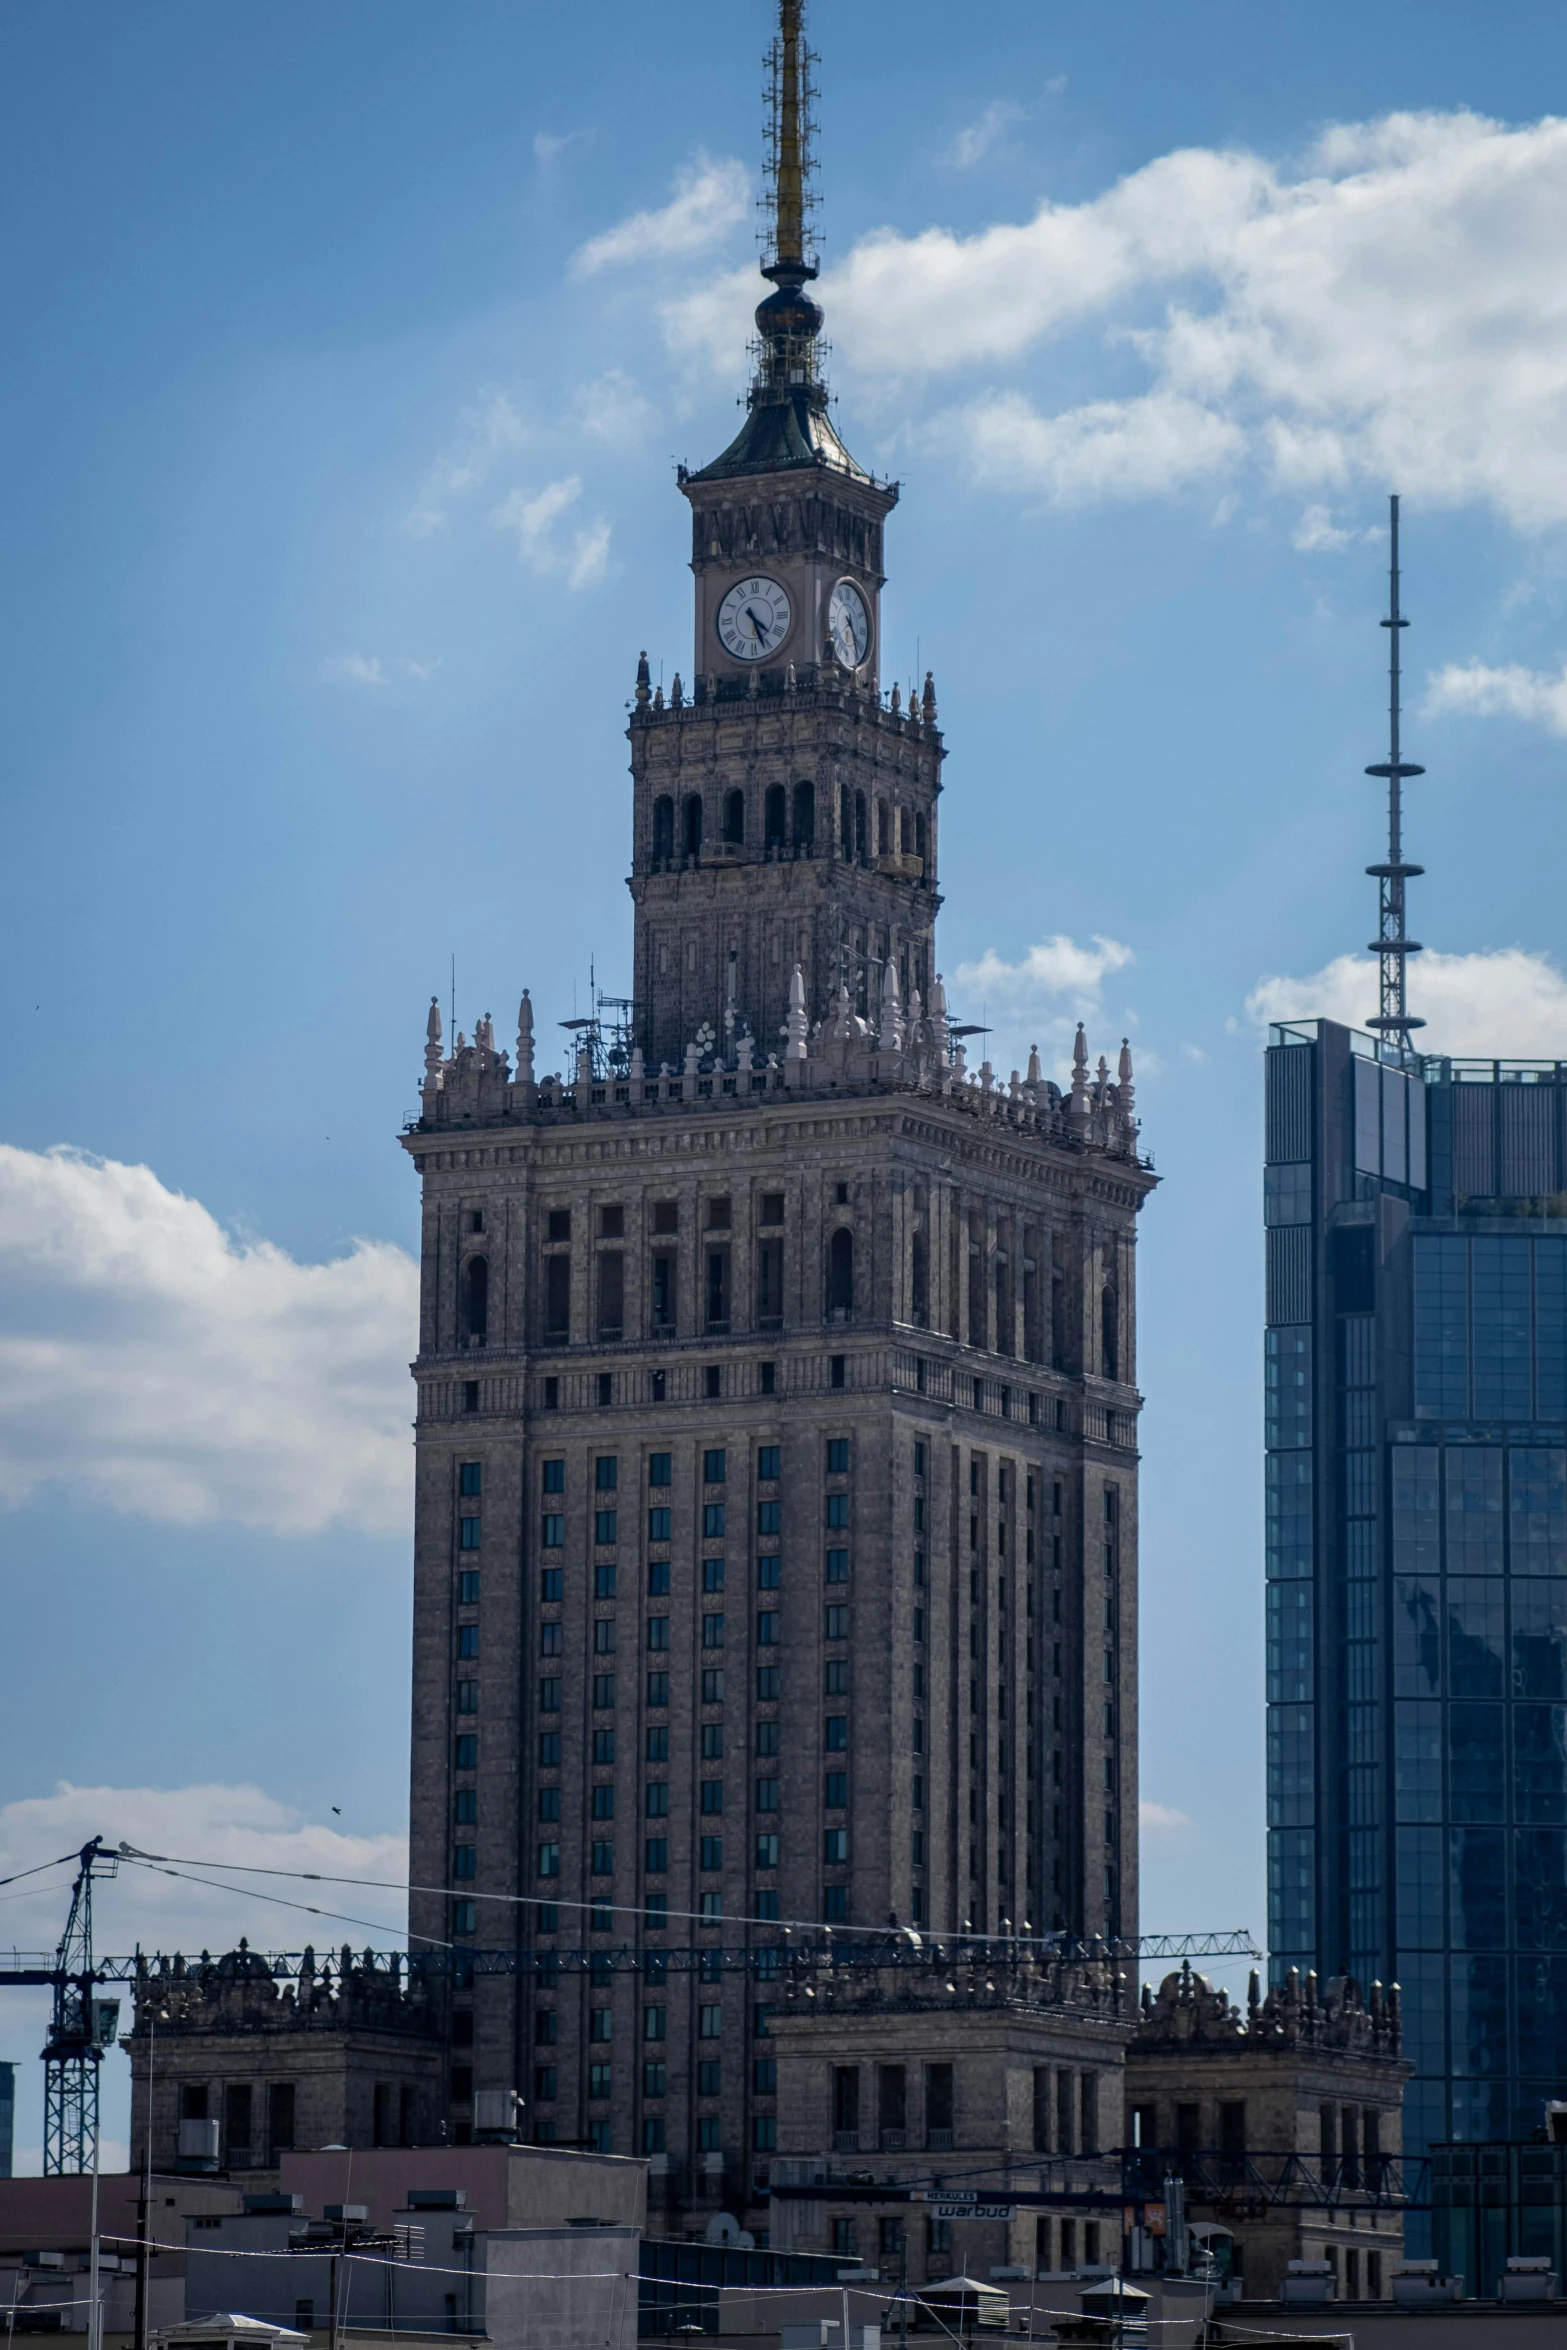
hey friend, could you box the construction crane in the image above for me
[0,1838,122,2173]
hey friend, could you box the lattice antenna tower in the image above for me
[761,0,819,281]
[1365,494,1426,1050]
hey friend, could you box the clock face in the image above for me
[716,575,792,662]
[828,578,871,668]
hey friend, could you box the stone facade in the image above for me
[126,1946,443,2174]
[1125,1963,1412,2300]
[400,0,1157,2238]
[767,1952,1130,2282]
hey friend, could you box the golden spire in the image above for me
[763,0,816,283]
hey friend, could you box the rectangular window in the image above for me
[458,1570,480,1604]
[825,1659,849,1694]
[457,1679,478,1713]
[453,1843,475,1879]
[542,1459,565,1495]
[754,1832,780,1868]
[703,1668,726,1702]
[647,1506,672,1542]
[594,1562,617,1599]
[594,1508,618,1545]
[755,1777,779,1811]
[458,1516,481,1550]
[537,1843,560,1877]
[542,1513,565,1548]
[591,1840,614,1875]
[755,1665,780,1700]
[647,1672,669,1706]
[757,1238,784,1328]
[592,1674,616,1708]
[758,1555,781,1589]
[825,1605,849,1640]
[645,1782,669,1818]
[540,1623,562,1656]
[826,1715,848,1750]
[594,1454,618,1492]
[824,1827,849,1863]
[593,1620,616,1654]
[706,1250,731,1327]
[648,1452,672,1487]
[540,1567,562,1602]
[699,2004,723,2038]
[651,1254,676,1332]
[704,1503,727,1537]
[459,1461,482,1497]
[588,2065,612,2099]
[703,1613,726,1647]
[545,1254,571,1337]
[757,1499,782,1535]
[535,1732,557,1766]
[703,1557,726,1591]
[756,1611,778,1644]
[827,1439,850,1473]
[644,1838,668,1873]
[458,1624,479,1660]
[456,1734,478,1768]
[643,2061,667,2097]
[592,1784,615,1820]
[826,1493,850,1529]
[700,1836,724,1871]
[758,1445,782,1482]
[646,1615,669,1651]
[538,1788,560,1821]
[756,1720,780,1756]
[702,1724,724,1758]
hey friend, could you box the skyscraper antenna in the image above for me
[1365,494,1425,1047]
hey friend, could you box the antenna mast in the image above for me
[1365,494,1425,1047]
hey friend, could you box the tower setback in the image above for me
[401,0,1157,2234]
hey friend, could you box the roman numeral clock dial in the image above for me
[717,575,792,660]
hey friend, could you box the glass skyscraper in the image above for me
[1265,1022,1567,2184]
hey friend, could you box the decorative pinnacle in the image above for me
[763,0,816,284]
[1364,494,1426,1042]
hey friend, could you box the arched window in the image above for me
[682,794,704,858]
[827,1227,854,1318]
[764,784,787,851]
[854,791,868,864]
[652,796,674,863]
[915,812,927,866]
[1102,1286,1119,1382]
[722,789,745,845]
[464,1256,489,1344]
[792,781,815,852]
[877,800,891,857]
[839,783,854,861]
[900,807,913,854]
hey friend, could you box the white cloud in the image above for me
[1140,1799,1192,1832]
[534,129,585,168]
[575,368,656,445]
[319,653,388,687]
[952,935,1136,1083]
[491,476,610,588]
[403,389,529,538]
[1247,945,1567,1056]
[956,934,1135,1011]
[942,100,1027,170]
[660,109,1567,522]
[0,1145,415,1535]
[0,1780,409,1959]
[571,154,749,278]
[1425,656,1567,735]
[1292,502,1379,553]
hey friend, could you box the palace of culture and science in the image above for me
[400,1,1156,2226]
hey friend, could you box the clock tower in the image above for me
[629,0,939,1074]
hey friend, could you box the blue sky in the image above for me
[7,0,1567,2165]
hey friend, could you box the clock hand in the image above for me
[745,605,769,640]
